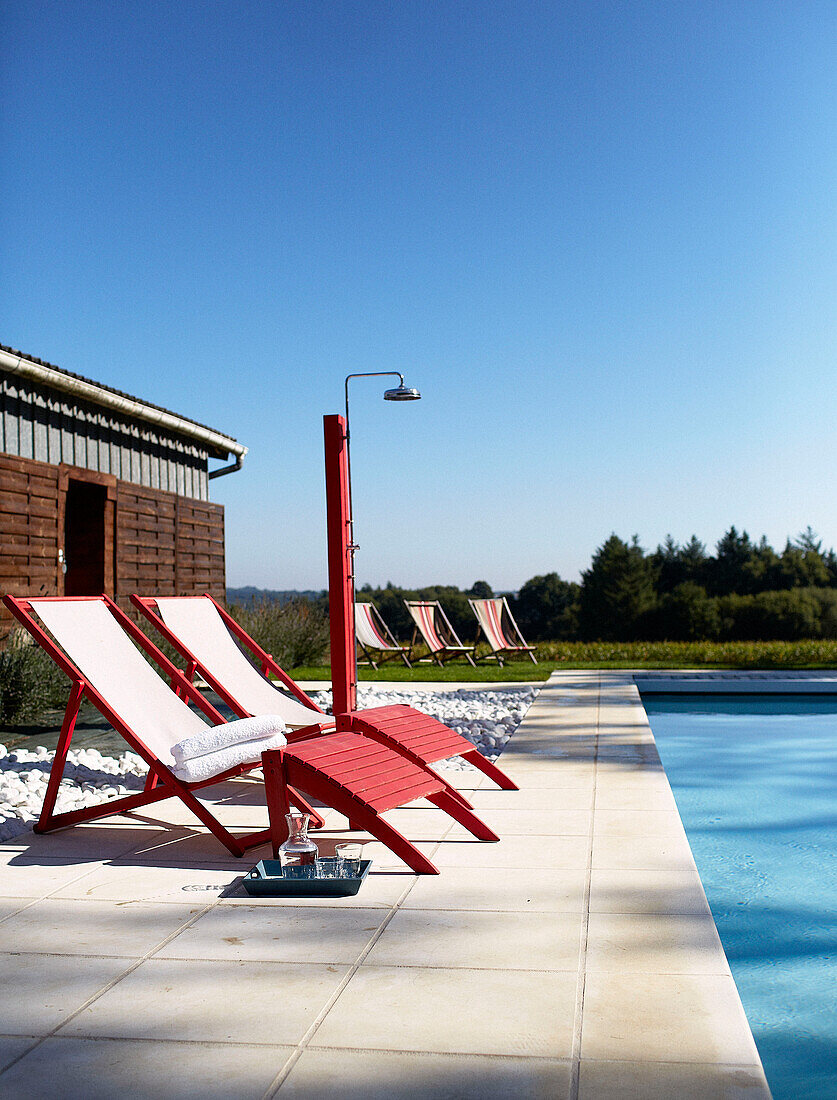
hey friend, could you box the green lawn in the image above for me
[288,661,546,682]
[288,639,837,681]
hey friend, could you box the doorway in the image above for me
[63,479,108,596]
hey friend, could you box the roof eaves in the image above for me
[0,343,246,460]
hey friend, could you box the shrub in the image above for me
[641,583,721,641]
[228,598,330,669]
[512,573,579,640]
[718,588,824,641]
[0,631,68,725]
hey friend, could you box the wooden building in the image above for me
[0,344,247,629]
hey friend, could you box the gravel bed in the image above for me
[0,686,538,843]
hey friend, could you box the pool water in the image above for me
[641,694,837,1100]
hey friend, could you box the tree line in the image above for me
[356,527,837,643]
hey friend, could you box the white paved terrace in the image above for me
[0,672,770,1098]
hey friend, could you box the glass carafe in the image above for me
[278,812,318,869]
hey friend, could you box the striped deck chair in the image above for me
[132,594,518,808]
[5,595,498,873]
[355,601,412,669]
[404,600,476,667]
[470,596,538,666]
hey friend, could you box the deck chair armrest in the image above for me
[286,721,334,742]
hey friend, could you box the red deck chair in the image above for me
[470,596,538,666]
[404,599,476,667]
[4,595,496,872]
[355,601,412,669]
[132,594,517,803]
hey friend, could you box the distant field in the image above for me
[535,639,837,669]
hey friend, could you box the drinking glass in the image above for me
[335,842,363,877]
[315,857,342,879]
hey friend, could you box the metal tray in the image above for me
[242,859,372,897]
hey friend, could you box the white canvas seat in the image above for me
[150,596,324,728]
[469,596,538,666]
[2,595,326,857]
[133,593,520,805]
[354,601,412,669]
[404,600,476,667]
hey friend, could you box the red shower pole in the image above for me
[323,413,356,725]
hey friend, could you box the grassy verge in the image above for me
[288,639,837,681]
[288,661,546,683]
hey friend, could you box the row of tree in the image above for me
[356,528,837,643]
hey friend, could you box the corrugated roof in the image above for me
[0,342,244,458]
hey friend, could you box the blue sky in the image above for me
[2,1,836,591]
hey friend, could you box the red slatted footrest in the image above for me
[349,704,468,764]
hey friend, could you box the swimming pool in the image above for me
[641,693,837,1100]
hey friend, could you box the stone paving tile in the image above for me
[0,953,130,1035]
[401,866,587,913]
[155,905,386,964]
[0,896,33,923]
[469,786,593,810]
[593,808,688,839]
[591,831,698,873]
[578,1058,771,1099]
[128,828,271,865]
[594,760,668,782]
[0,1035,40,1074]
[0,898,201,958]
[431,834,589,870]
[365,908,583,971]
[589,867,713,917]
[0,855,110,901]
[314,964,578,1057]
[59,959,351,1045]
[498,764,595,788]
[581,971,762,1065]
[51,861,244,903]
[1,824,170,862]
[593,781,679,812]
[281,1047,572,1099]
[376,807,459,840]
[585,911,731,976]
[447,807,592,838]
[0,1036,296,1099]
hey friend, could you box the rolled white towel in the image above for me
[171,731,287,783]
[171,715,287,766]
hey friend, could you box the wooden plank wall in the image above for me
[1,453,225,638]
[114,483,225,603]
[0,453,60,607]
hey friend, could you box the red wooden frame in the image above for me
[404,600,477,667]
[262,734,499,876]
[324,413,356,718]
[133,594,519,803]
[7,594,500,872]
[131,592,325,719]
[469,596,539,666]
[2,593,322,857]
[355,601,413,670]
